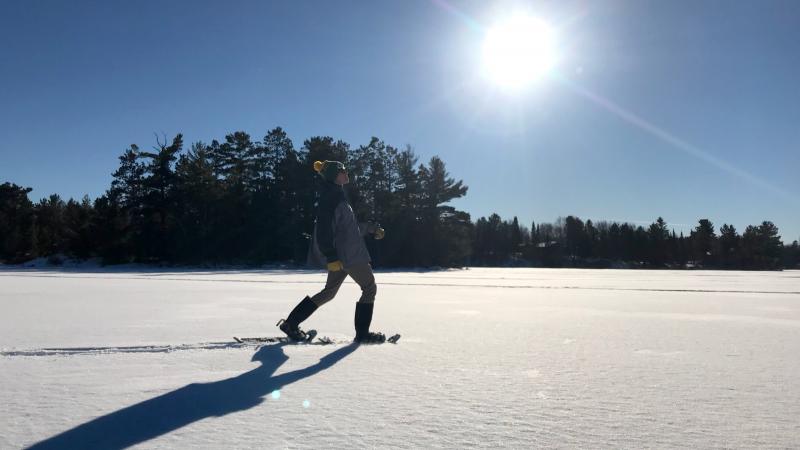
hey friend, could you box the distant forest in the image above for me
[1,128,798,270]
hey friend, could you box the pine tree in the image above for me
[174,142,222,262]
[417,157,469,266]
[259,128,302,261]
[0,183,36,263]
[216,131,255,191]
[584,219,598,258]
[510,216,522,256]
[647,217,669,266]
[34,194,66,258]
[63,196,95,259]
[109,145,146,208]
[140,134,183,260]
[691,219,716,266]
[349,137,398,223]
[719,224,740,268]
[758,221,783,269]
[564,216,585,262]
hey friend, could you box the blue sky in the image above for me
[1,0,798,242]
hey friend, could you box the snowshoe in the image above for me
[277,319,311,342]
[354,331,386,344]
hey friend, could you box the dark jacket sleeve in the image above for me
[316,189,344,262]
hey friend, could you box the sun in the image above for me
[482,15,556,88]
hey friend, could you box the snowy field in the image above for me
[2,267,799,449]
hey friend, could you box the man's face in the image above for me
[335,170,349,185]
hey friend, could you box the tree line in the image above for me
[1,128,797,270]
[473,215,799,270]
[1,129,471,267]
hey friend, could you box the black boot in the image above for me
[277,296,318,341]
[354,302,385,344]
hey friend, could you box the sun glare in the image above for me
[482,15,556,88]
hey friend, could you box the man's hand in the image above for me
[327,260,344,272]
[374,227,385,240]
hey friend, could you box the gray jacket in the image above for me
[307,182,376,269]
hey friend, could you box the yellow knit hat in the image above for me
[313,160,346,181]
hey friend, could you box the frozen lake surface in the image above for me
[2,267,799,449]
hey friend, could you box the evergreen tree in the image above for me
[379,147,422,266]
[259,128,302,261]
[416,157,469,266]
[719,224,740,268]
[105,144,148,261]
[564,216,585,261]
[215,131,255,191]
[63,196,95,259]
[691,219,716,266]
[584,219,598,258]
[34,194,66,257]
[647,217,669,266]
[633,226,649,264]
[739,223,782,270]
[608,222,622,261]
[90,194,129,263]
[510,217,522,257]
[757,221,783,269]
[483,213,507,264]
[348,137,398,222]
[109,145,147,208]
[251,127,291,187]
[174,142,222,262]
[138,134,183,260]
[0,183,36,262]
[675,231,689,266]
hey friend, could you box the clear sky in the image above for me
[1,0,798,242]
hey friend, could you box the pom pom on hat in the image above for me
[313,160,347,182]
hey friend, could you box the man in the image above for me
[277,160,387,343]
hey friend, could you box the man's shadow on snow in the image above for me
[27,342,359,450]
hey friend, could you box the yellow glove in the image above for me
[327,260,344,272]
[374,227,385,240]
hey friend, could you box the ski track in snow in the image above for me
[1,342,241,357]
[0,341,355,357]
[1,267,799,449]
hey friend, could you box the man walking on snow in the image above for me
[277,160,387,344]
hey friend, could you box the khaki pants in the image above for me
[309,263,377,307]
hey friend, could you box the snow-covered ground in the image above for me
[1,267,799,449]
